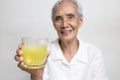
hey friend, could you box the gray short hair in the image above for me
[51,0,83,21]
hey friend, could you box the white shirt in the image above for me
[43,39,107,80]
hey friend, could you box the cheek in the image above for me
[53,23,60,31]
[54,22,62,29]
[72,22,80,33]
[72,21,80,29]
[75,20,81,28]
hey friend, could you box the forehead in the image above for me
[55,1,77,16]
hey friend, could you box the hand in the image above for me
[14,44,49,80]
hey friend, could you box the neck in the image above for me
[59,37,79,62]
[59,37,79,55]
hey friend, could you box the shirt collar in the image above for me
[75,40,88,63]
[51,39,64,60]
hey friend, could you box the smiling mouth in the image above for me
[60,29,73,36]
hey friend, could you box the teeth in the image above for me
[61,30,72,35]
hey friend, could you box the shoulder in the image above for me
[80,40,102,59]
[81,40,100,51]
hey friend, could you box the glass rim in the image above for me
[21,37,48,40]
[21,37,48,45]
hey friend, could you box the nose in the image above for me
[61,19,69,29]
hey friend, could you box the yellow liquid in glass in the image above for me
[22,45,47,69]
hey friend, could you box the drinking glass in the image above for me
[21,37,48,69]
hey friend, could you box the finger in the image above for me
[17,62,29,71]
[14,55,23,62]
[47,51,50,57]
[18,62,43,72]
[17,62,26,71]
[44,52,50,65]
[18,44,22,49]
[43,51,50,64]
[16,49,22,56]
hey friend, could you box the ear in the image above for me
[79,16,83,27]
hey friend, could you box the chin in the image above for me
[58,30,77,42]
[59,35,74,42]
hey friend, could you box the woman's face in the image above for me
[53,1,83,42]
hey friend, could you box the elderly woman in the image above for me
[14,0,107,80]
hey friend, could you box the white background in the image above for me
[0,0,120,80]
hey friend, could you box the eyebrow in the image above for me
[54,13,75,20]
[66,13,75,17]
[55,16,61,18]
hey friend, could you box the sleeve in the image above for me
[92,48,108,80]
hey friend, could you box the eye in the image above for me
[67,14,75,19]
[55,16,62,21]
[68,16,73,19]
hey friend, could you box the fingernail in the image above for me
[21,62,23,65]
[20,57,23,61]
[20,50,22,54]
